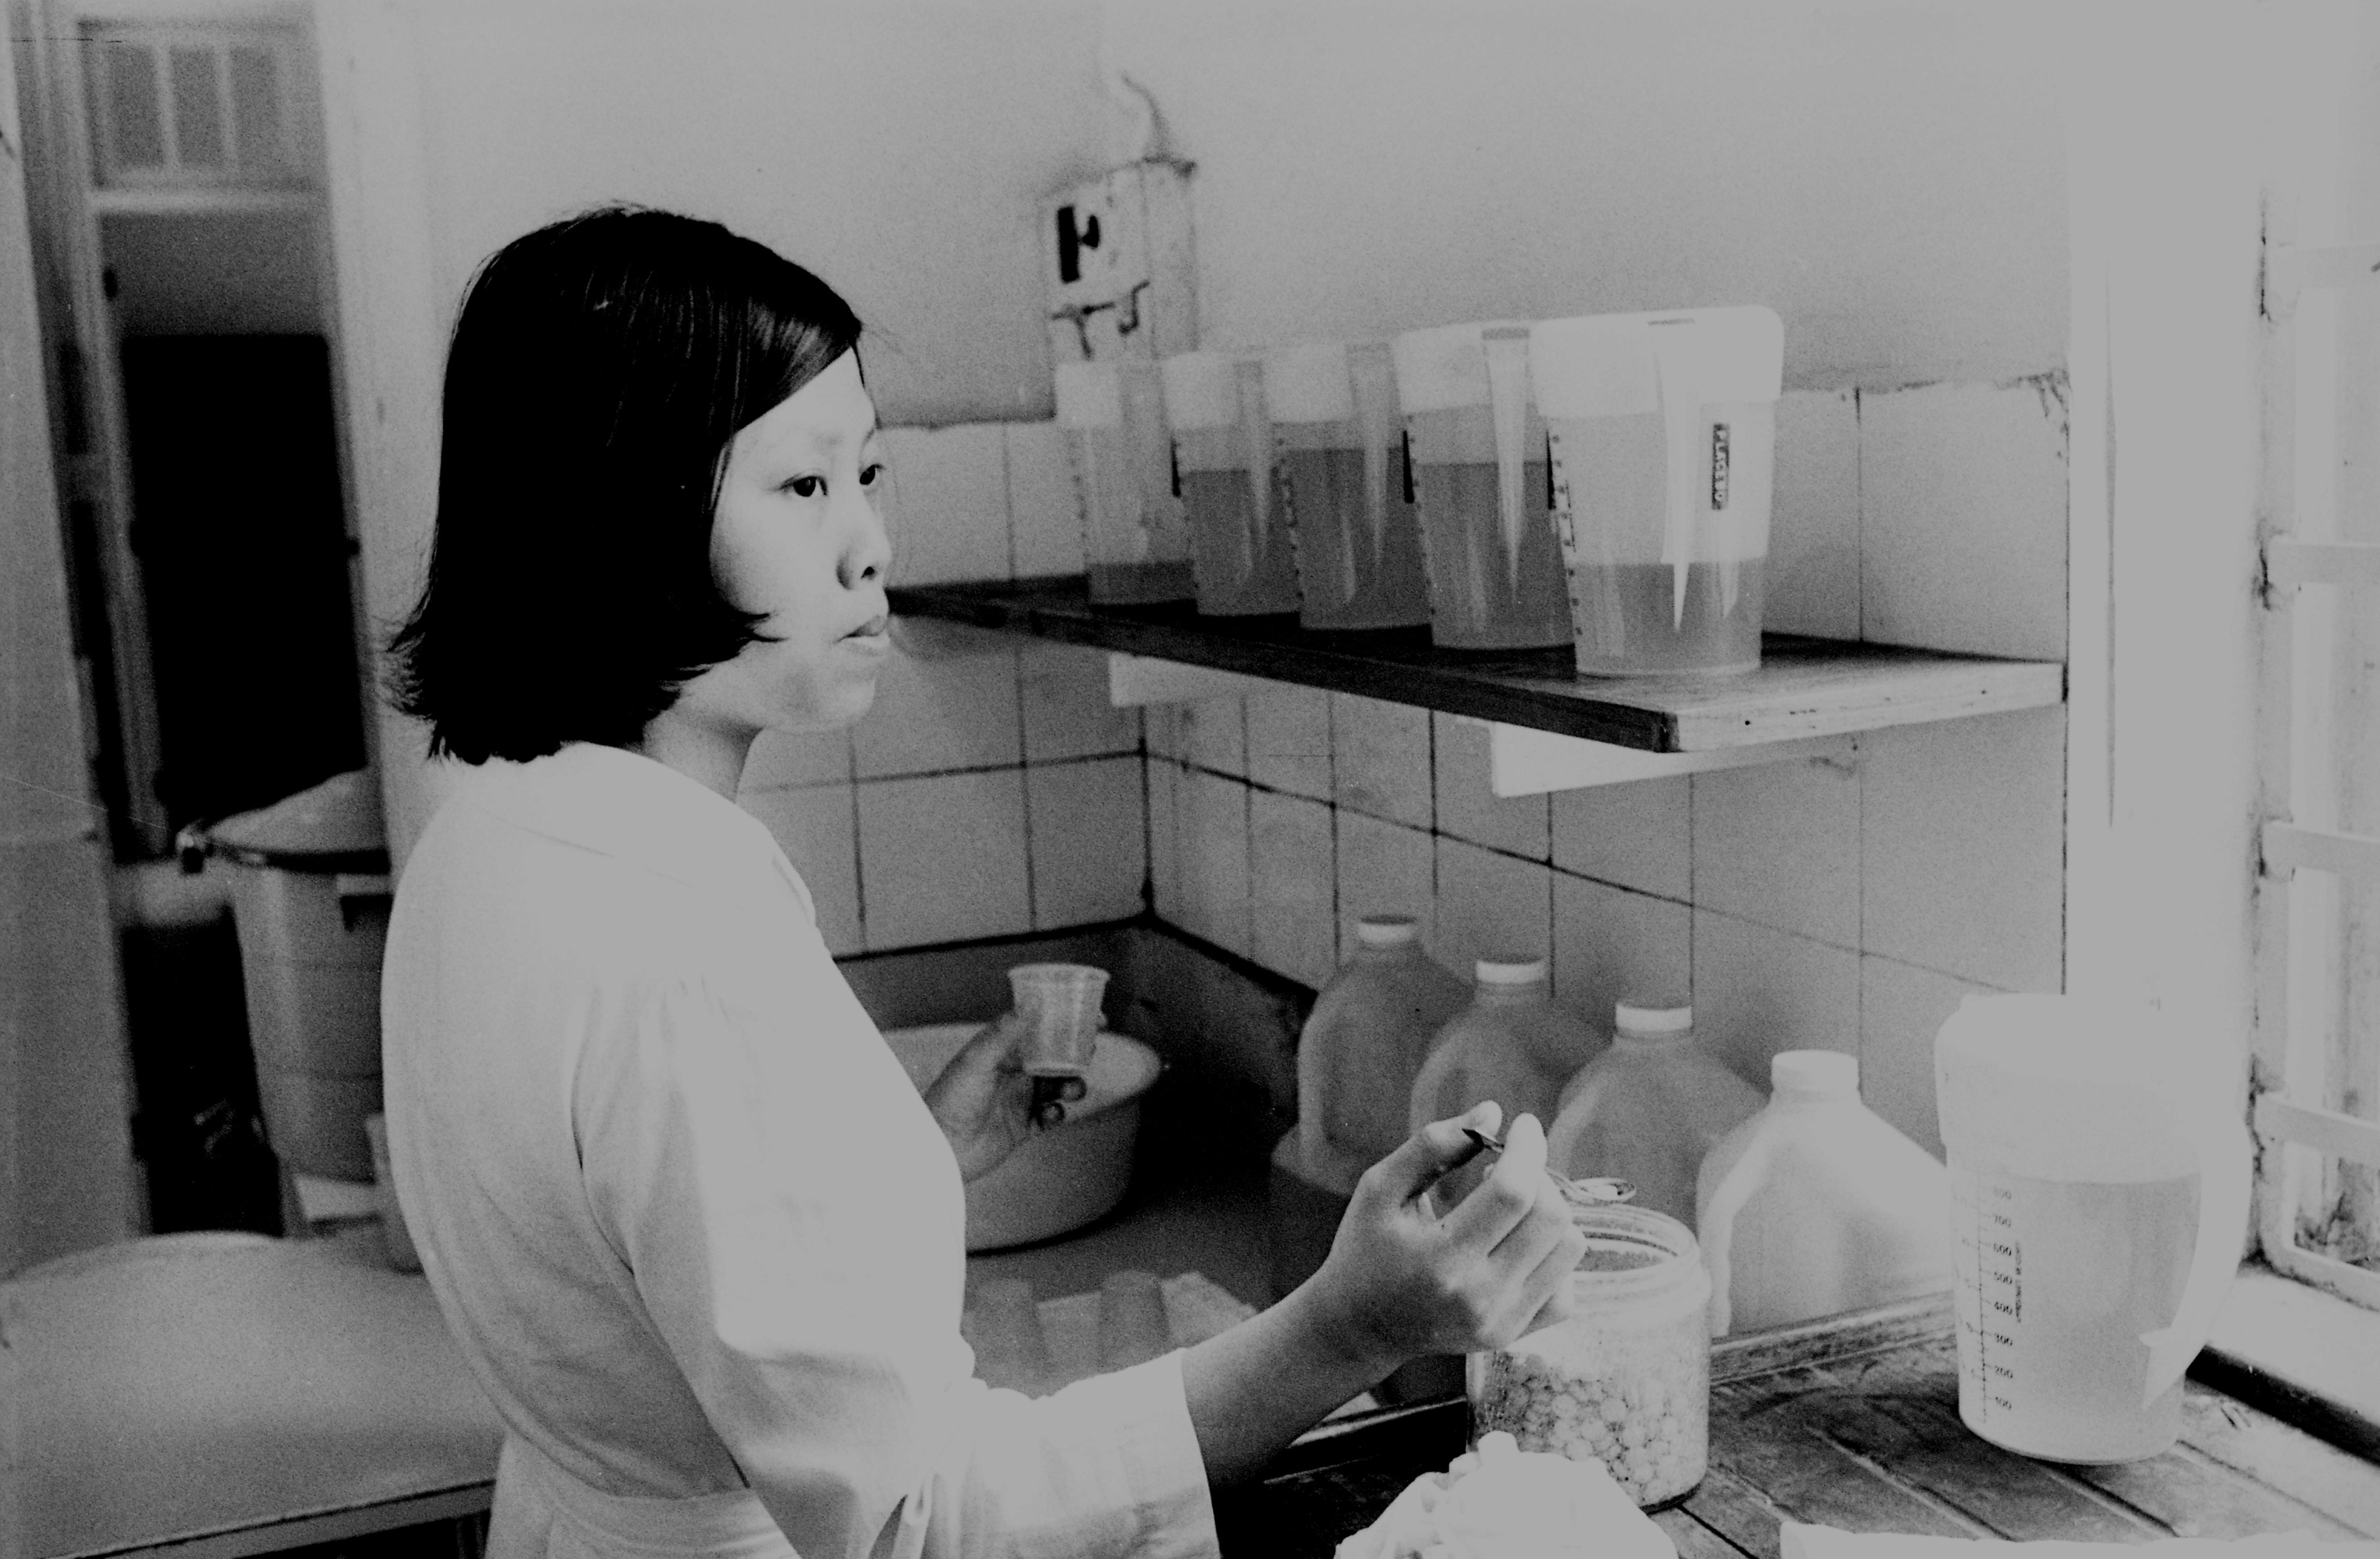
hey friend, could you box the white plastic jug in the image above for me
[1297,915,1470,1195]
[1528,308,1783,676]
[1408,958,1601,1208]
[1545,1001,1763,1231]
[1695,1051,1952,1337]
[1934,994,2252,1464]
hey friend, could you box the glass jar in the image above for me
[1466,1202,1709,1508]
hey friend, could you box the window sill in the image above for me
[2197,1260,2380,1463]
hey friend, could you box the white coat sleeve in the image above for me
[575,977,1219,1559]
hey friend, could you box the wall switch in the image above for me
[1042,159,1197,364]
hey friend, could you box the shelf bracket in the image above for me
[1473,720,1858,796]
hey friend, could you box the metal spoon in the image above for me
[1461,1126,1636,1208]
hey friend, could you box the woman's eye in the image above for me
[784,475,824,499]
[860,462,885,489]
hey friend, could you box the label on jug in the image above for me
[1710,423,1731,511]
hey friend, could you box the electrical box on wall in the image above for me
[1042,158,1196,365]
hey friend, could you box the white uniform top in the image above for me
[381,743,1217,1559]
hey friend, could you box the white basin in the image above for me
[882,1023,1162,1252]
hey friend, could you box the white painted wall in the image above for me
[1100,1,2066,388]
[392,0,1105,428]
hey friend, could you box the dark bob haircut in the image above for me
[385,205,863,764]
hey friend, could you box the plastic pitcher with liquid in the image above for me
[1934,994,2252,1464]
[1161,351,1301,616]
[1265,342,1434,632]
[1056,360,1194,603]
[1529,308,1783,676]
[1391,321,1571,650]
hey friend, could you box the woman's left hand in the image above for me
[921,1013,1087,1181]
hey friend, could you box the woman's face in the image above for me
[675,350,894,737]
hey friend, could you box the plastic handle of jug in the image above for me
[1655,343,1701,631]
[1483,331,1533,598]
[1695,1134,1780,1339]
[1237,361,1269,579]
[2138,1089,2254,1405]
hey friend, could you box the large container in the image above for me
[1295,915,1470,1195]
[1695,1051,1953,1337]
[1466,1201,1710,1508]
[1545,1001,1763,1231]
[1935,994,2252,1463]
[203,769,391,1182]
[1529,307,1784,676]
[1407,958,1601,1210]
[882,1023,1162,1251]
[1265,342,1433,632]
[1055,359,1194,604]
[1161,350,1300,616]
[1391,321,1570,650]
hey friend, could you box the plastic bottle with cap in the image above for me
[1694,1050,1953,1336]
[1295,916,1471,1195]
[1273,916,1468,1305]
[1406,958,1602,1210]
[1544,1001,1763,1231]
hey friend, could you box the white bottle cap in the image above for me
[1390,320,1532,414]
[1054,361,1122,429]
[1158,351,1246,430]
[1527,306,1785,421]
[1354,915,1420,948]
[1614,1000,1692,1035]
[1474,957,1548,987]
[1771,1049,1859,1101]
[1262,343,1355,424]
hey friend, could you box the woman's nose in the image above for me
[839,482,892,590]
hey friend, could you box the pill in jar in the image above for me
[1466,1201,1710,1507]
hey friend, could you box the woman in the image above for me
[381,206,1586,1559]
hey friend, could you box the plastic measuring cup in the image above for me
[1056,359,1194,604]
[1528,308,1783,676]
[1390,321,1570,650]
[1935,994,2252,1463]
[1161,351,1301,616]
[1265,342,1433,632]
[1007,962,1111,1078]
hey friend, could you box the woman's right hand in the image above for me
[1302,1103,1588,1371]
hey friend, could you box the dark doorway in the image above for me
[119,334,366,835]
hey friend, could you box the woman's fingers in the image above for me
[1509,1220,1590,1339]
[1439,1111,1551,1249]
[1356,1101,1502,1213]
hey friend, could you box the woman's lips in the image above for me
[843,614,892,646]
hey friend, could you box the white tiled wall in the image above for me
[1146,381,2072,1157]
[736,420,1147,958]
[787,384,2071,1158]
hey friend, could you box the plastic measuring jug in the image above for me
[1391,321,1570,650]
[1055,359,1194,604]
[1265,342,1433,632]
[1161,351,1301,616]
[1934,994,2252,1463]
[1528,308,1783,676]
[1007,962,1110,1079]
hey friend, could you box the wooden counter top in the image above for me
[1219,1298,2380,1556]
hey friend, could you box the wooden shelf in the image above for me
[890,576,2066,759]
